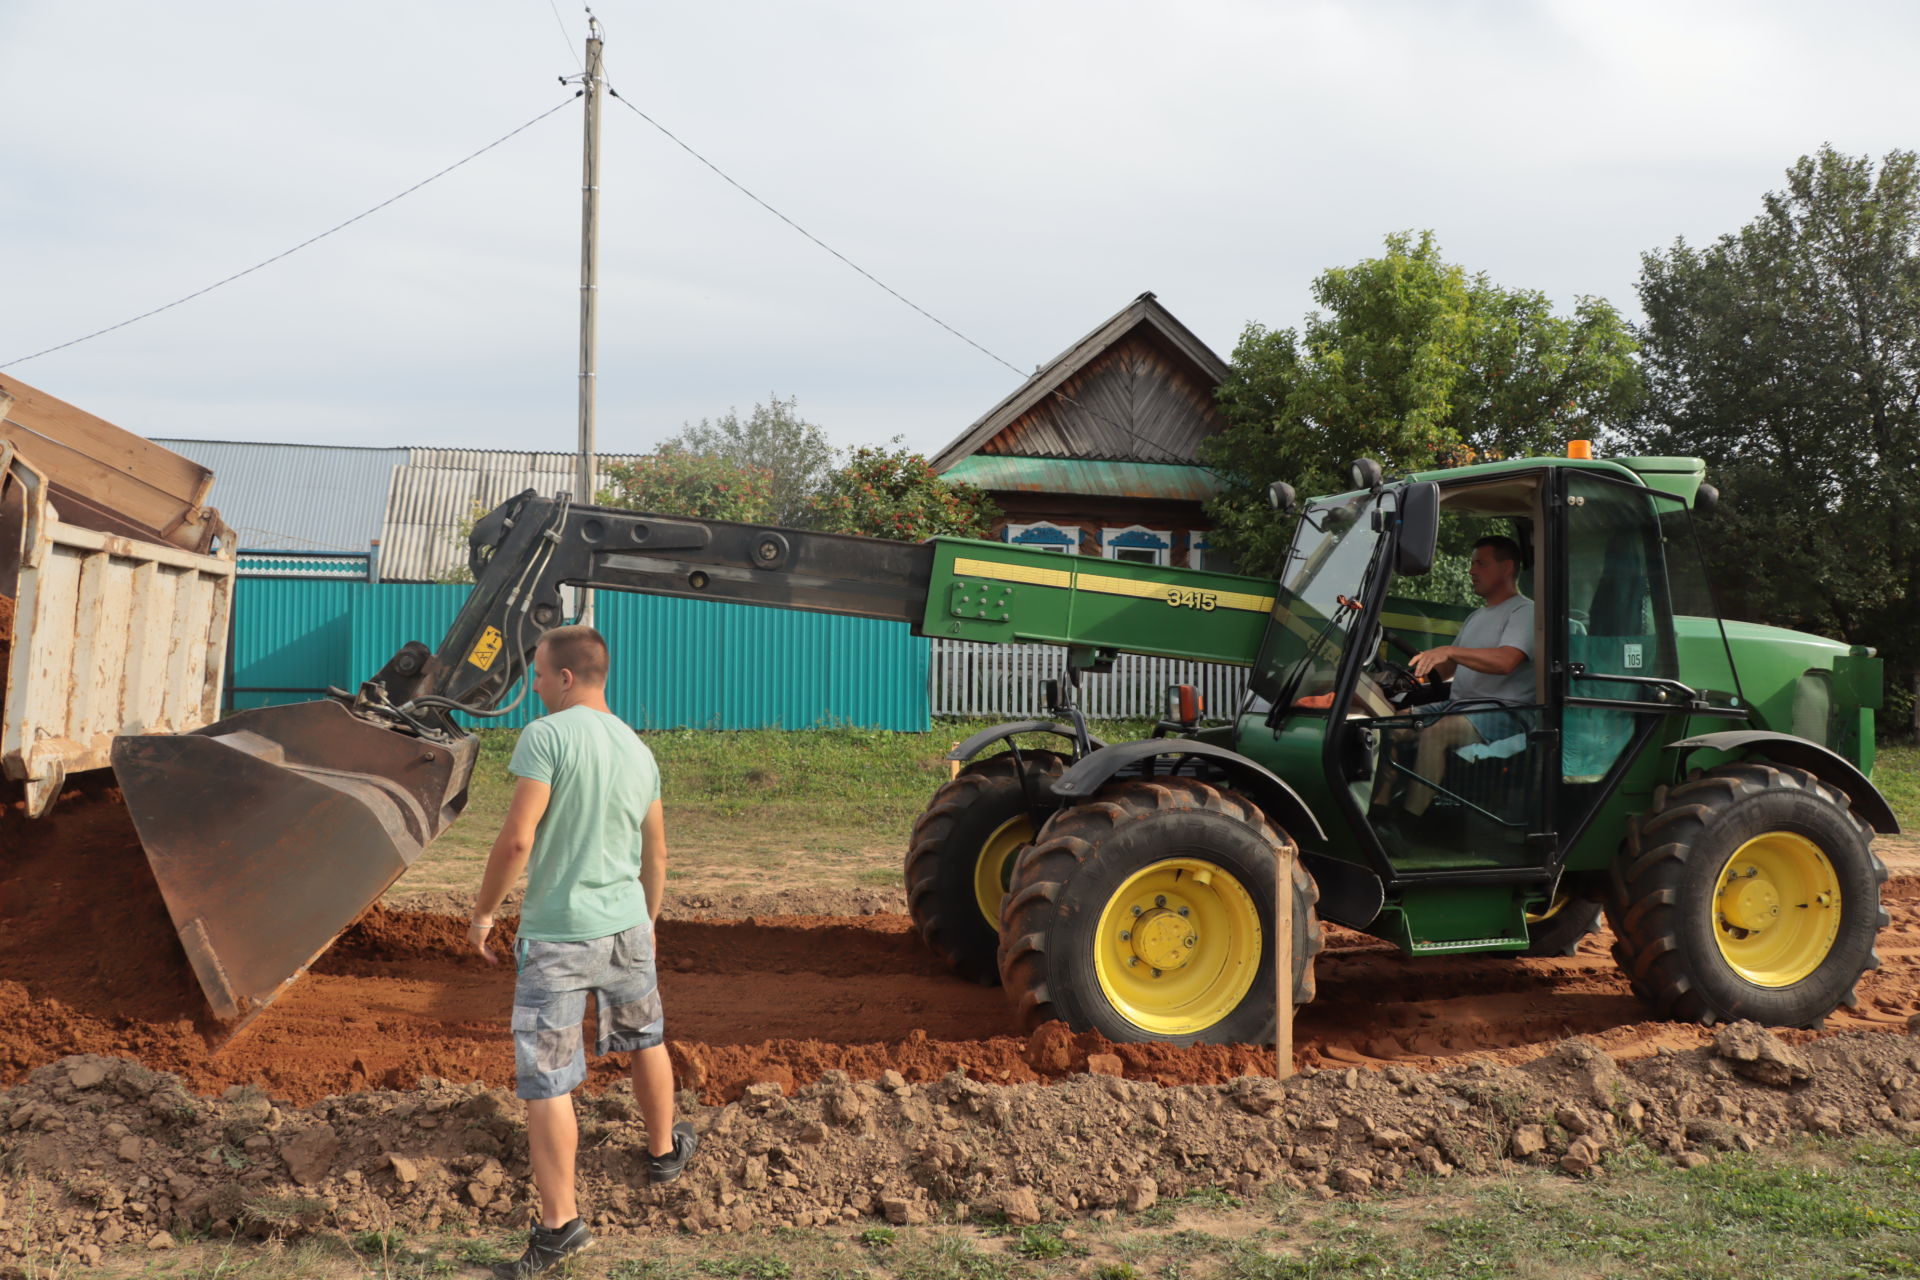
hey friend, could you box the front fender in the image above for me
[1667,730,1900,834]
[945,720,1106,763]
[1051,739,1328,845]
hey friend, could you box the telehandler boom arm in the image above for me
[372,491,936,723]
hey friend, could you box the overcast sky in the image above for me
[5,0,1918,463]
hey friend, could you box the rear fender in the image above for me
[1051,739,1328,846]
[1667,730,1900,834]
[945,720,1106,764]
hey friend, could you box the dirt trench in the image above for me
[5,787,1920,1108]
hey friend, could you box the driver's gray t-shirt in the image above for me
[1450,594,1535,706]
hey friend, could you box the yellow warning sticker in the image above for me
[467,625,505,671]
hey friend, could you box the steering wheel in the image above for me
[1369,658,1421,705]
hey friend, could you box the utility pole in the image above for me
[575,17,604,626]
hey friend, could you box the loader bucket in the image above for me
[110,699,478,1034]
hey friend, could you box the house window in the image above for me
[1005,522,1078,554]
[1102,525,1171,566]
[1187,533,1238,574]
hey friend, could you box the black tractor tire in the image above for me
[905,750,1067,985]
[997,776,1323,1046]
[1606,762,1888,1027]
[1521,896,1605,958]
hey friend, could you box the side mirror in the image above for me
[1394,482,1440,576]
[1266,481,1298,514]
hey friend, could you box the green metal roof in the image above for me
[943,455,1221,502]
[1305,455,1710,506]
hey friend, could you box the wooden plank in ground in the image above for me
[0,373,218,553]
[1275,839,1295,1080]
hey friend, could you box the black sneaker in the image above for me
[646,1120,698,1184]
[491,1217,592,1278]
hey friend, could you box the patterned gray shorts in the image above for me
[512,922,664,1100]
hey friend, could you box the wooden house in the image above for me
[930,292,1234,571]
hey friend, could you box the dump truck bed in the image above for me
[0,375,234,816]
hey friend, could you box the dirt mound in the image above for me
[0,783,211,1079]
[7,1024,1920,1265]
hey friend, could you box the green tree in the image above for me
[804,444,999,541]
[660,395,838,527]
[596,447,777,523]
[434,499,492,584]
[1626,146,1920,735]
[1201,231,1641,575]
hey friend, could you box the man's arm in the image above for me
[639,798,667,925]
[468,776,552,964]
[1410,643,1528,680]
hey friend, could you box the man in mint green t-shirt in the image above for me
[468,625,698,1278]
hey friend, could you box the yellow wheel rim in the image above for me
[972,815,1034,928]
[1712,832,1842,987]
[1092,858,1263,1036]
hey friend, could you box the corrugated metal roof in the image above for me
[156,439,404,553]
[942,456,1221,503]
[376,447,648,581]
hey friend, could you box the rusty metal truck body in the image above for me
[0,376,234,816]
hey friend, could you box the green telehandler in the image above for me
[110,447,1894,1046]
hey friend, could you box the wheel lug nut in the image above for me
[1155,895,1167,908]
[1177,906,1189,917]
[1132,905,1143,917]
[1128,957,1140,967]
[1151,968,1163,978]
[1119,930,1131,941]
[1184,935,1197,948]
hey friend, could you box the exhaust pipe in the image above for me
[111,699,477,1034]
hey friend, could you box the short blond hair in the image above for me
[537,624,609,686]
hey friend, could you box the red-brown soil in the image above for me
[5,787,1919,1108]
[8,787,1920,1265]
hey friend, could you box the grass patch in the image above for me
[1875,743,1919,832]
[609,1262,695,1280]
[451,1237,507,1265]
[696,1254,794,1279]
[893,1232,1021,1280]
[1133,1185,1246,1227]
[1010,1225,1088,1260]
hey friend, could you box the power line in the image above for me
[605,81,1029,381]
[1,96,581,370]
[543,0,584,71]
[601,78,1223,478]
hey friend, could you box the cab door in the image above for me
[1358,475,1559,872]
[1556,469,1743,840]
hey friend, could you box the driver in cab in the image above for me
[1383,535,1535,817]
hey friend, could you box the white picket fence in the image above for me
[929,640,1251,720]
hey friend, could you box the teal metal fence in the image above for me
[229,579,932,731]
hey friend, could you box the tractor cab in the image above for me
[1241,457,1747,953]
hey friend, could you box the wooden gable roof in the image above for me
[930,292,1230,473]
